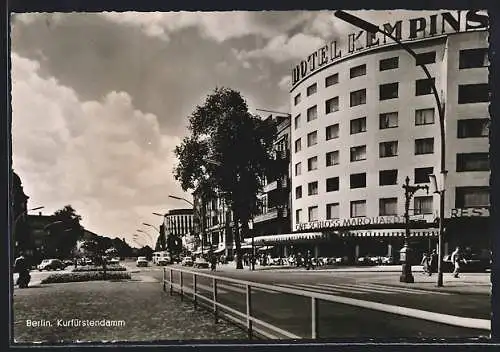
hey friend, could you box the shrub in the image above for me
[41,271,131,284]
[72,265,127,272]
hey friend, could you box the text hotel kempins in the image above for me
[292,10,488,87]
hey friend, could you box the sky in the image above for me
[10,10,453,247]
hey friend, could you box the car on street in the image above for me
[84,258,93,266]
[157,257,170,266]
[136,256,149,267]
[193,257,209,269]
[37,259,66,271]
[63,259,74,267]
[357,256,377,266]
[181,257,194,266]
[109,257,120,265]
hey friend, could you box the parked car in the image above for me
[38,259,66,271]
[136,256,148,267]
[181,257,194,266]
[84,258,93,266]
[109,257,120,265]
[442,251,490,273]
[193,257,210,269]
[357,256,377,266]
[381,256,397,265]
[63,259,74,267]
[157,257,170,266]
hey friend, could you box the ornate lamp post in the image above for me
[400,176,429,283]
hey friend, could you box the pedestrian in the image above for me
[428,249,438,276]
[420,252,430,275]
[14,252,31,288]
[451,246,462,278]
[210,254,216,271]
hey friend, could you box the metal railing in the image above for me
[162,267,490,339]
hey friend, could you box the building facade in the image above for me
[163,209,194,237]
[281,27,489,260]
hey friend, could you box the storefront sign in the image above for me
[450,207,489,218]
[292,10,488,86]
[295,215,405,231]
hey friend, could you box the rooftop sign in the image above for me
[291,10,488,87]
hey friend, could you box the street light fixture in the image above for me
[334,10,447,287]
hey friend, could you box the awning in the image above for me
[245,232,326,245]
[258,246,274,251]
[340,229,438,238]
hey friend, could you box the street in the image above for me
[131,262,490,339]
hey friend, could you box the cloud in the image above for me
[278,75,291,91]
[11,53,186,244]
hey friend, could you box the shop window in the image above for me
[326,123,339,140]
[414,196,433,214]
[379,57,399,71]
[350,89,367,107]
[307,105,318,121]
[325,97,339,114]
[459,48,488,69]
[414,167,434,183]
[416,78,435,96]
[379,82,399,100]
[455,186,490,208]
[326,203,339,220]
[325,73,339,87]
[458,84,489,104]
[379,112,398,129]
[295,186,302,199]
[415,108,435,125]
[307,131,318,147]
[379,169,398,186]
[350,200,366,218]
[415,51,436,65]
[415,138,434,155]
[308,181,318,196]
[308,206,318,222]
[326,177,339,192]
[307,156,318,171]
[379,198,397,216]
[457,119,489,138]
[350,117,367,134]
[379,141,398,158]
[456,153,489,172]
[350,173,366,189]
[350,145,366,162]
[350,64,366,78]
[326,150,339,167]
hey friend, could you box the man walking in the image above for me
[14,252,31,288]
[428,249,438,276]
[451,246,462,278]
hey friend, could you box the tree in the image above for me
[47,205,84,258]
[174,87,275,269]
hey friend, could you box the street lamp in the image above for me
[429,173,445,286]
[334,10,447,287]
[401,176,429,283]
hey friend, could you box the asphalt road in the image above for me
[131,263,490,339]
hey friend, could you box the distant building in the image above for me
[163,208,194,236]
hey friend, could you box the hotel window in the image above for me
[308,181,318,196]
[379,57,399,71]
[307,83,318,96]
[350,117,366,134]
[308,206,319,222]
[415,138,434,155]
[379,112,398,129]
[457,119,489,138]
[294,114,301,130]
[415,51,436,65]
[455,186,490,208]
[326,177,339,192]
[325,73,339,87]
[350,173,366,189]
[414,167,434,184]
[295,162,302,176]
[307,105,318,121]
[295,186,302,199]
[458,84,489,104]
[379,198,397,216]
[307,156,318,171]
[350,64,366,78]
[326,150,339,166]
[294,93,301,106]
[350,145,366,162]
[379,141,398,158]
[296,209,302,223]
[456,153,489,172]
[379,82,399,100]
[325,97,339,114]
[415,108,435,125]
[414,196,433,215]
[416,78,435,96]
[326,124,339,140]
[459,48,488,69]
[294,138,301,153]
[307,131,318,147]
[351,200,366,218]
[326,203,340,220]
[350,89,367,107]
[379,169,398,186]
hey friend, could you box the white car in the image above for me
[136,256,148,267]
[181,257,194,266]
[193,257,209,269]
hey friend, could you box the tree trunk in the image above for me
[233,216,243,269]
